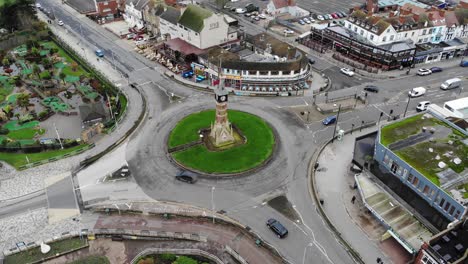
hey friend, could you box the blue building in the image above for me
[374,111,467,222]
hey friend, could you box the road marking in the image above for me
[303,99,309,106]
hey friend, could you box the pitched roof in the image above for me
[270,0,295,9]
[445,11,460,27]
[79,103,107,123]
[349,11,391,35]
[178,4,212,33]
[164,38,205,55]
[160,6,180,24]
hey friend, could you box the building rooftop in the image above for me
[377,0,428,9]
[160,6,181,25]
[380,113,468,192]
[177,4,213,33]
[425,221,468,263]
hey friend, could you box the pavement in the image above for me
[315,127,415,264]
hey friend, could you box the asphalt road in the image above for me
[13,1,468,263]
[0,192,47,218]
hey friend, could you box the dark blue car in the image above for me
[461,61,468,67]
[182,71,194,78]
[322,115,337,126]
[430,67,443,73]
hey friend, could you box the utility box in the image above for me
[337,129,345,141]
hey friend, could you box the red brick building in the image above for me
[94,0,118,17]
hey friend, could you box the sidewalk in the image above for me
[314,128,412,264]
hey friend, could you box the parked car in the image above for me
[95,49,104,57]
[363,85,379,93]
[417,68,432,76]
[35,3,41,8]
[57,20,64,26]
[322,115,337,126]
[266,219,288,238]
[307,56,315,64]
[298,19,305,25]
[440,78,462,90]
[223,4,231,9]
[195,75,206,82]
[340,67,355,76]
[235,8,246,14]
[416,101,431,112]
[325,14,333,20]
[182,70,194,78]
[258,14,266,19]
[317,15,324,20]
[283,29,294,34]
[126,33,136,39]
[339,11,347,17]
[303,18,311,24]
[460,60,468,67]
[331,13,339,19]
[175,170,198,183]
[308,17,315,22]
[408,87,426,97]
[244,12,252,17]
[429,67,443,73]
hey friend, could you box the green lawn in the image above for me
[380,114,440,146]
[0,83,14,103]
[7,127,45,140]
[0,144,87,169]
[4,120,40,131]
[170,110,275,174]
[4,238,87,264]
[62,65,87,77]
[70,255,110,264]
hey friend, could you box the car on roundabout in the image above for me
[322,115,337,126]
[175,170,198,184]
[363,85,379,93]
[340,67,355,77]
[429,67,443,73]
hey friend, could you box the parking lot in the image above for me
[296,0,364,15]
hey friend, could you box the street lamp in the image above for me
[211,186,216,224]
[377,112,384,127]
[331,104,341,142]
[301,111,311,122]
[53,122,64,149]
[403,94,411,118]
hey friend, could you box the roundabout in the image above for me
[168,109,276,174]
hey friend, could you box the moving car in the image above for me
[322,115,337,126]
[57,20,64,26]
[363,85,379,93]
[408,87,426,97]
[266,219,288,238]
[440,78,462,90]
[340,67,355,76]
[95,49,104,57]
[429,66,443,73]
[175,170,198,184]
[417,68,432,76]
[416,101,431,112]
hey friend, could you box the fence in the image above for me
[131,248,223,264]
[17,143,95,170]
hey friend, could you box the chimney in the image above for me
[428,12,434,20]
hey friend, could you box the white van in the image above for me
[408,87,426,98]
[416,101,431,112]
[440,78,462,90]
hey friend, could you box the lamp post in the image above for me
[53,123,63,149]
[403,94,411,118]
[211,186,216,224]
[377,112,384,127]
[331,104,341,143]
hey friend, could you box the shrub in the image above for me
[39,71,51,80]
[160,253,176,261]
[0,127,9,135]
[38,110,48,119]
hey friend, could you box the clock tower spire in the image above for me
[209,88,235,147]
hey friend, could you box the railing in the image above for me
[131,248,223,264]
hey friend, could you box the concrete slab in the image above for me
[102,21,131,38]
[45,173,80,224]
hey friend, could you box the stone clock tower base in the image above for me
[209,89,235,147]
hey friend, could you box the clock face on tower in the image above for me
[216,94,227,102]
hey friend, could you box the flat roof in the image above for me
[378,0,428,9]
[444,97,468,111]
[427,222,468,263]
[380,113,468,190]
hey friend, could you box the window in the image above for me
[386,29,390,33]
[370,34,374,40]
[423,29,427,35]
[402,169,408,178]
[360,29,363,35]
[248,70,257,75]
[454,210,461,219]
[383,36,387,42]
[449,206,455,215]
[259,71,268,75]
[404,33,408,38]
[412,32,415,36]
[439,198,445,207]
[418,39,423,43]
[195,32,198,36]
[354,27,357,33]
[271,71,279,75]
[429,189,436,199]
[412,177,419,186]
[348,24,352,29]
[390,35,394,41]
[407,174,414,183]
[396,166,403,176]
[444,203,450,211]
[391,162,399,174]
[423,185,430,194]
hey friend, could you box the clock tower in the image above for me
[209,88,235,147]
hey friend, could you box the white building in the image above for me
[123,0,149,29]
[266,0,299,16]
[159,4,237,49]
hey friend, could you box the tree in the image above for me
[71,62,79,72]
[173,256,197,264]
[17,93,30,109]
[59,72,67,84]
[31,47,39,56]
[32,64,41,79]
[41,57,52,69]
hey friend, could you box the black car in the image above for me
[307,56,315,64]
[175,170,198,184]
[363,85,379,93]
[430,67,443,73]
[266,218,288,238]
